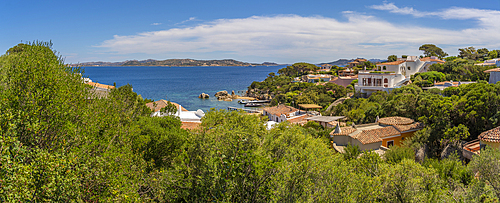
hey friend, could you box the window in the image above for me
[383,66,386,70]
[408,66,411,70]
[387,140,394,147]
[384,78,388,83]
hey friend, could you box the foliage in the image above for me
[384,145,415,164]
[387,54,397,62]
[411,71,445,87]
[458,46,489,61]
[419,44,448,59]
[468,147,500,200]
[343,143,361,160]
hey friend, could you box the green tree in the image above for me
[419,44,448,59]
[387,55,397,62]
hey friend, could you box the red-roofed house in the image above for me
[357,56,445,97]
[330,116,424,151]
[262,104,301,123]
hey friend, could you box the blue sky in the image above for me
[1,0,499,64]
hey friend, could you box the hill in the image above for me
[72,59,281,67]
[318,58,386,67]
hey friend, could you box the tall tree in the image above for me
[387,55,397,62]
[419,44,448,59]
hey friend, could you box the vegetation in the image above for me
[419,44,448,59]
[1,42,500,202]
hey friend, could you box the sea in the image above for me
[82,65,286,112]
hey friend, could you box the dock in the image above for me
[227,106,262,114]
[238,100,271,104]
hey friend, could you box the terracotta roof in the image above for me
[330,126,357,136]
[328,121,347,127]
[378,116,414,125]
[478,126,500,143]
[145,99,188,112]
[263,105,298,117]
[484,68,500,73]
[377,60,405,66]
[181,122,201,130]
[298,104,323,109]
[87,82,115,89]
[393,122,425,132]
[420,57,445,63]
[287,114,312,125]
[434,81,459,86]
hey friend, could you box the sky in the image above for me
[1,0,500,64]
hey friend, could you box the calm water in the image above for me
[82,65,285,112]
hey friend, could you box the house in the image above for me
[338,68,356,77]
[348,59,367,69]
[330,116,424,151]
[475,58,500,66]
[356,56,445,97]
[463,126,500,160]
[422,80,476,91]
[145,99,205,125]
[85,80,116,99]
[262,104,302,123]
[317,64,332,72]
[305,116,345,128]
[485,68,500,84]
[329,75,358,88]
[302,74,333,83]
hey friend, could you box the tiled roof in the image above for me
[478,126,500,143]
[146,99,188,112]
[87,82,115,89]
[287,114,312,125]
[377,60,405,66]
[263,105,298,117]
[434,81,458,86]
[181,122,201,130]
[351,127,388,144]
[328,121,347,127]
[420,57,445,63]
[378,116,414,125]
[330,126,357,136]
[393,122,425,132]
[484,68,500,73]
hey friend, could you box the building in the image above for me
[475,58,500,66]
[330,116,424,151]
[145,99,205,125]
[422,80,476,91]
[356,56,445,96]
[305,116,345,128]
[262,104,302,123]
[338,68,356,77]
[348,59,367,69]
[485,68,500,84]
[463,126,500,160]
[302,74,333,83]
[317,64,332,72]
[85,80,116,99]
[329,75,358,87]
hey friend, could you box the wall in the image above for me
[489,72,500,84]
[352,139,382,151]
[381,131,416,147]
[480,140,500,149]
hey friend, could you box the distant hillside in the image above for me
[318,58,386,67]
[72,59,281,67]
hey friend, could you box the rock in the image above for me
[214,90,228,97]
[224,98,233,101]
[215,90,231,100]
[198,93,209,99]
[231,90,235,96]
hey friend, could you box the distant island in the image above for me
[318,58,385,67]
[71,59,281,67]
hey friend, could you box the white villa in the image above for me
[145,99,205,123]
[356,56,445,96]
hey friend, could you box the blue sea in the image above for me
[82,65,285,112]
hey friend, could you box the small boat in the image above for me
[245,103,263,107]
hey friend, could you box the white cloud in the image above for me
[175,17,198,25]
[151,23,162,26]
[369,2,429,17]
[97,8,500,63]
